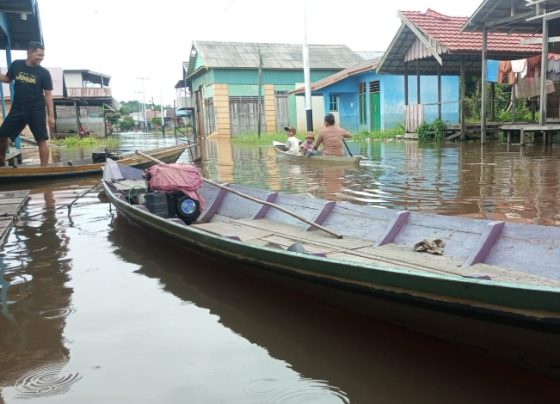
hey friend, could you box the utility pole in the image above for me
[137,77,149,132]
[257,49,263,138]
[303,0,313,131]
[160,84,165,135]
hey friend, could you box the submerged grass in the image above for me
[232,133,292,145]
[233,126,406,145]
[51,137,120,148]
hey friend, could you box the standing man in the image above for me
[0,41,55,167]
[313,113,352,157]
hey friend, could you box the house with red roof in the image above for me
[377,9,542,132]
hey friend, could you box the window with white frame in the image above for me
[329,94,338,112]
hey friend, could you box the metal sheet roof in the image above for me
[292,58,380,95]
[185,40,364,79]
[0,0,43,49]
[463,0,560,35]
[64,70,111,86]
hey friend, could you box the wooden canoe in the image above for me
[102,160,560,378]
[0,143,192,181]
[272,141,362,165]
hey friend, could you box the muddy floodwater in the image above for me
[1,133,560,403]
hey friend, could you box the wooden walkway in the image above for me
[0,190,30,247]
[501,124,560,146]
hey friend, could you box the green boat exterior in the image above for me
[103,159,560,378]
[0,144,193,181]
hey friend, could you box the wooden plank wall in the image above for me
[405,104,424,132]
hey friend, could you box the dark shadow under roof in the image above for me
[463,0,560,36]
[64,69,111,86]
[0,0,43,49]
[377,9,544,75]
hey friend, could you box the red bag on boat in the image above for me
[145,163,205,210]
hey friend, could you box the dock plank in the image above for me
[0,190,30,247]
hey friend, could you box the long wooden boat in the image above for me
[0,144,192,181]
[273,141,362,165]
[102,159,560,378]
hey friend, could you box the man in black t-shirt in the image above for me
[0,41,55,167]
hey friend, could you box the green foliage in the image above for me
[233,125,406,145]
[351,125,405,141]
[150,117,162,127]
[106,113,120,125]
[416,119,447,142]
[51,137,119,147]
[120,116,135,131]
[119,100,141,115]
[496,104,536,122]
[232,133,289,145]
[463,80,538,123]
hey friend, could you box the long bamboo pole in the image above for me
[135,150,343,239]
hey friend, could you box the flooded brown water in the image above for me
[1,134,560,403]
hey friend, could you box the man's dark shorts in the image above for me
[0,108,49,142]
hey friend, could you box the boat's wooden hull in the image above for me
[0,144,191,181]
[273,144,361,165]
[102,161,560,378]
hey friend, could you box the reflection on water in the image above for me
[0,188,74,394]
[1,134,560,402]
[105,216,560,403]
[201,138,560,226]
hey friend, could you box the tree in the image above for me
[119,100,142,115]
[120,116,134,131]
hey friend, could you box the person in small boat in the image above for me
[300,132,317,157]
[313,113,351,157]
[283,126,301,156]
[0,41,55,167]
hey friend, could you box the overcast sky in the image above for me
[32,0,482,106]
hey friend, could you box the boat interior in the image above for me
[106,162,560,289]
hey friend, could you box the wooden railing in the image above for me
[67,87,112,97]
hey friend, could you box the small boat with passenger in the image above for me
[272,141,362,165]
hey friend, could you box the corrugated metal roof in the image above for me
[291,58,380,94]
[463,0,560,36]
[186,40,364,79]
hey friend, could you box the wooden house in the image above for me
[184,40,364,137]
[292,58,460,133]
[377,9,543,136]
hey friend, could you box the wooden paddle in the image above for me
[135,150,343,239]
[342,138,353,157]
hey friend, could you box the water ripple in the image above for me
[39,306,76,320]
[246,377,348,404]
[270,379,349,404]
[14,362,82,398]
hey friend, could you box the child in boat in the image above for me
[300,132,317,156]
[283,126,300,156]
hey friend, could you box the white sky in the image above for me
[31,0,482,106]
